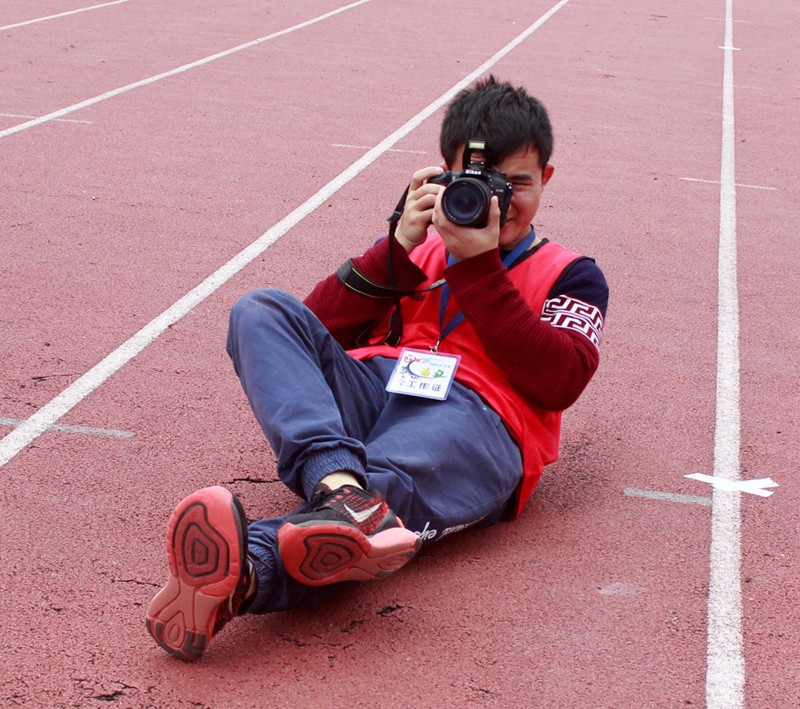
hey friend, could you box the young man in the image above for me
[146,76,608,661]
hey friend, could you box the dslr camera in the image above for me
[428,139,513,228]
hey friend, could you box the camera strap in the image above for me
[337,184,445,347]
[336,185,446,300]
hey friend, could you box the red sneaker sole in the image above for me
[145,486,244,661]
[277,522,420,586]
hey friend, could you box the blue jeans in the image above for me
[226,289,522,612]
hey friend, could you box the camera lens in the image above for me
[441,178,491,227]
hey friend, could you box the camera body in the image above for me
[428,140,513,228]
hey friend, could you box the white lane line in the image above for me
[0,0,129,32]
[706,1,745,707]
[332,143,428,155]
[0,113,94,125]
[694,81,763,91]
[679,177,777,191]
[0,0,376,139]
[0,417,134,439]
[0,0,574,468]
[623,488,712,506]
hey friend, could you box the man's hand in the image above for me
[394,166,446,253]
[432,192,501,262]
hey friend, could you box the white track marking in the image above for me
[0,113,93,125]
[0,0,376,140]
[0,0,129,32]
[679,177,777,191]
[623,488,712,507]
[0,418,133,439]
[706,1,745,707]
[686,473,777,497]
[694,81,763,91]
[0,0,573,468]
[332,143,428,155]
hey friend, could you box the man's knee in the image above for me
[231,288,299,319]
[230,289,302,325]
[227,289,305,368]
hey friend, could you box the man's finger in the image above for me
[410,166,445,190]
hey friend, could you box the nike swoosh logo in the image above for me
[344,502,382,524]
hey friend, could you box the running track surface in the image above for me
[1,1,798,707]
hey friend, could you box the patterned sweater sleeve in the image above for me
[444,248,608,411]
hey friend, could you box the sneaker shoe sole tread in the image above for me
[277,522,420,586]
[145,486,244,661]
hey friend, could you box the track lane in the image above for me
[0,0,377,137]
[731,1,800,707]
[0,0,573,456]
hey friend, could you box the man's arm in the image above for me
[445,250,608,411]
[306,166,445,347]
[304,236,428,348]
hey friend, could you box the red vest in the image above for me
[349,235,582,516]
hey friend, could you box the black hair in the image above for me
[439,75,553,171]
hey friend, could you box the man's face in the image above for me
[448,145,554,249]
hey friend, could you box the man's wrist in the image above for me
[395,231,420,254]
[445,247,504,276]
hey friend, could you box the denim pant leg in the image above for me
[226,289,388,499]
[226,289,388,613]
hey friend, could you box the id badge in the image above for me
[385,348,461,401]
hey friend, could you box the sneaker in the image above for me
[276,484,420,587]
[146,486,254,661]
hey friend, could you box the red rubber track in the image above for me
[1,0,798,706]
